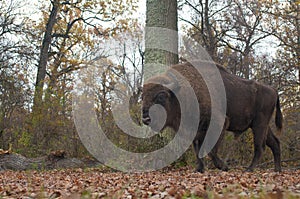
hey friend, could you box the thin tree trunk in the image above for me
[31,0,59,148]
[204,0,217,61]
[33,0,59,112]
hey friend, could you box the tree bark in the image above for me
[296,1,300,84]
[144,0,178,80]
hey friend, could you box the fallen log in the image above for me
[0,150,101,171]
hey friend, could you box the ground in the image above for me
[0,166,300,198]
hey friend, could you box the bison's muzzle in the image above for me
[142,109,151,125]
[142,104,168,132]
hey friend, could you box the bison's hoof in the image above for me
[194,167,205,173]
[220,166,229,171]
[274,168,282,172]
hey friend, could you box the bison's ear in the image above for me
[154,90,170,104]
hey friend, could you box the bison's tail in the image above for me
[275,95,283,134]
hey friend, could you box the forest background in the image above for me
[0,0,299,169]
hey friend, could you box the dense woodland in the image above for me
[0,0,299,170]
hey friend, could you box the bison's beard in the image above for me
[148,121,166,132]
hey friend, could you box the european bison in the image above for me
[142,61,283,172]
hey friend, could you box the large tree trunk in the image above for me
[296,1,300,84]
[144,0,178,80]
[33,0,59,112]
[143,0,179,155]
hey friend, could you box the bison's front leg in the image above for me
[208,129,228,171]
[209,148,228,171]
[193,139,205,173]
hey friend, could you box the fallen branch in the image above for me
[0,150,102,171]
[258,157,300,168]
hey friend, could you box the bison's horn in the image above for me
[164,71,179,92]
[164,82,177,91]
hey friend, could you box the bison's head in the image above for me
[142,74,180,132]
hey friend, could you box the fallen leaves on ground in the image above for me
[0,166,299,198]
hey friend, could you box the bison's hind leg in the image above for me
[193,139,205,173]
[247,114,270,172]
[266,126,281,172]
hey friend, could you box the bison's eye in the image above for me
[155,91,168,104]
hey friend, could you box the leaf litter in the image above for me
[0,166,299,198]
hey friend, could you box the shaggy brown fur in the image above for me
[142,61,283,172]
